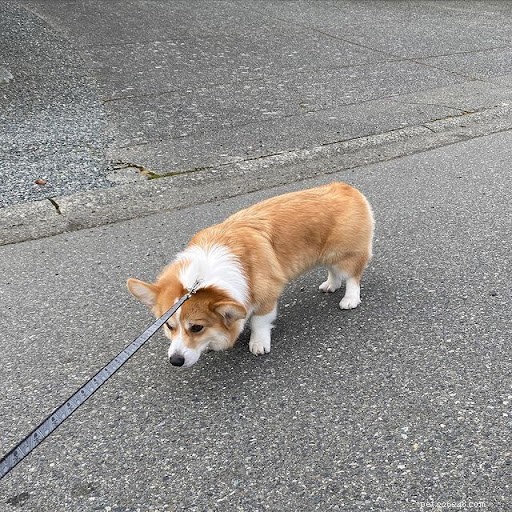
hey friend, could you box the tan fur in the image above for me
[188,182,373,313]
[127,182,374,364]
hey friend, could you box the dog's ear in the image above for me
[127,278,159,308]
[214,301,247,326]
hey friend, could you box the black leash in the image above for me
[0,281,200,481]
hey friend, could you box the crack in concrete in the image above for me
[111,161,161,179]
[48,198,62,215]
[110,105,512,181]
[112,160,212,180]
[2,102,510,246]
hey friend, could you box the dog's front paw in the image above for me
[249,337,271,355]
[339,296,361,310]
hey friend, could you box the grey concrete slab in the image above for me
[419,47,512,81]
[110,98,459,175]
[491,72,512,87]
[254,0,512,58]
[0,132,510,510]
[20,0,208,45]
[83,25,391,101]
[396,79,512,113]
[108,77,512,177]
[105,60,464,147]
[2,0,512,213]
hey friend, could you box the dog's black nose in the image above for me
[169,354,185,367]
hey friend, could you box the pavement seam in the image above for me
[241,2,401,62]
[1,103,511,247]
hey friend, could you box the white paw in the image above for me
[249,337,271,355]
[319,280,341,293]
[339,296,361,310]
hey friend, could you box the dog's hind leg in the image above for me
[319,266,344,293]
[340,277,361,310]
[337,251,371,310]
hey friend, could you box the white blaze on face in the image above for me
[167,337,204,368]
[166,306,208,368]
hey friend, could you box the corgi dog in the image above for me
[127,182,374,368]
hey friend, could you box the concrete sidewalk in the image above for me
[1,1,512,229]
[0,131,510,511]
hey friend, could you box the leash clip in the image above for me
[186,279,202,297]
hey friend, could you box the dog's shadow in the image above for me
[180,268,368,385]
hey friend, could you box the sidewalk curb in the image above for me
[1,104,511,246]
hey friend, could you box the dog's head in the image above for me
[127,275,247,367]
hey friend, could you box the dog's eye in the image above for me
[166,322,175,331]
[189,324,204,333]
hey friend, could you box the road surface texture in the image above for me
[1,132,510,510]
[0,1,511,511]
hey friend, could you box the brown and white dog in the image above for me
[127,182,374,367]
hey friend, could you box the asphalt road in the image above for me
[0,131,510,511]
[1,1,511,510]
